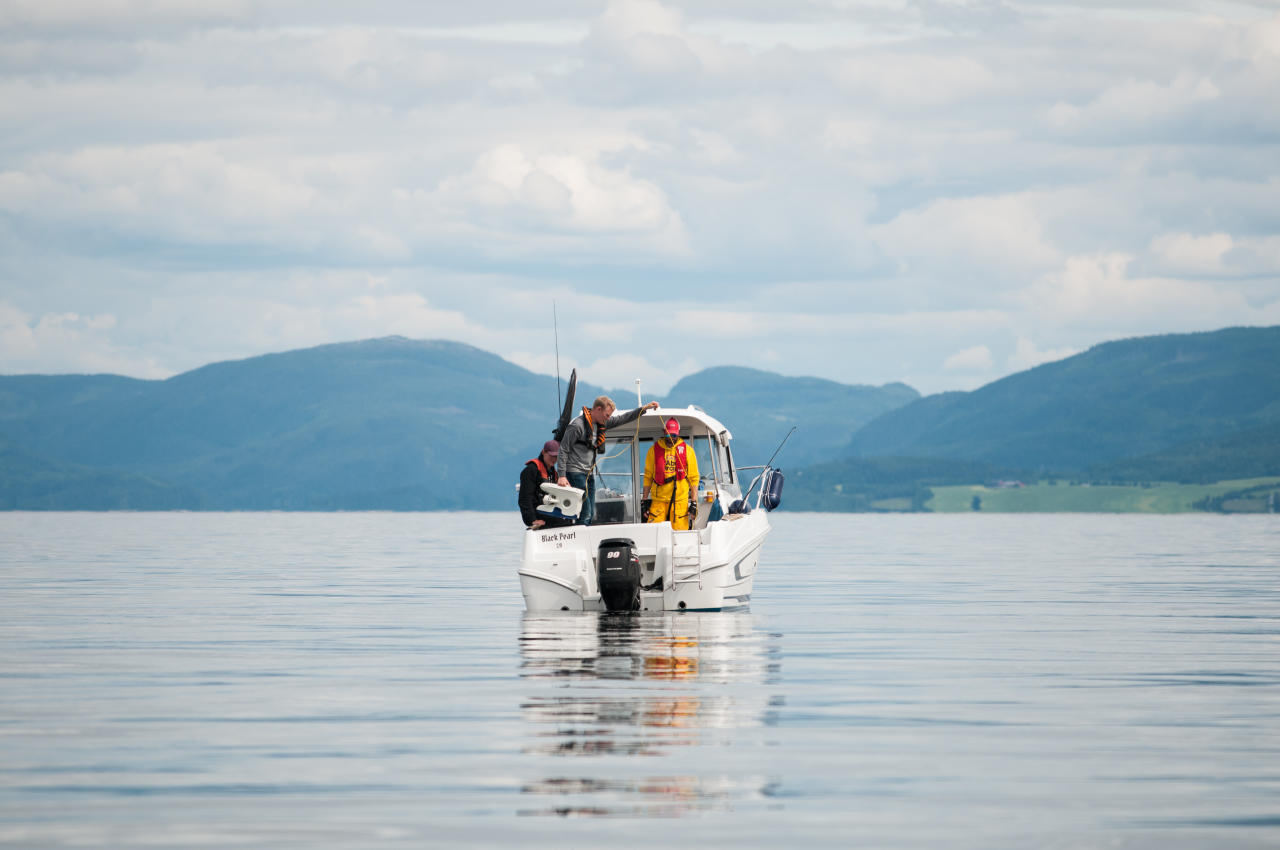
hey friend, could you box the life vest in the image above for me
[526,457,552,480]
[579,407,606,453]
[652,441,688,486]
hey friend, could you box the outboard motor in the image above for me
[597,538,641,612]
[761,468,785,511]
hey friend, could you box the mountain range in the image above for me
[2,338,563,509]
[0,336,912,510]
[2,325,1277,510]
[847,326,1280,471]
[665,366,918,469]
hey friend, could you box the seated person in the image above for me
[643,418,700,530]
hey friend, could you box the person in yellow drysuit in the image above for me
[643,417,700,529]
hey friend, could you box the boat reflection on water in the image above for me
[518,611,782,818]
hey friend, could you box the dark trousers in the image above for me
[566,470,595,525]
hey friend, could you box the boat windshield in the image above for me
[592,440,637,525]
[589,433,733,524]
[634,435,724,488]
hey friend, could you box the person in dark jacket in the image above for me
[520,440,571,529]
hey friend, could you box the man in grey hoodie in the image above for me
[557,395,659,525]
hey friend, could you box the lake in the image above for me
[1,512,1277,848]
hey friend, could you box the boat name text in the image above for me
[540,531,577,544]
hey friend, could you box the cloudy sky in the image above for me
[2,0,1278,395]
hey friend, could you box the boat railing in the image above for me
[737,466,766,506]
[741,465,782,511]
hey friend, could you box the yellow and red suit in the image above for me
[644,439,700,529]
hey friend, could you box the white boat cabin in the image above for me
[587,405,744,526]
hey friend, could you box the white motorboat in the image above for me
[519,404,784,613]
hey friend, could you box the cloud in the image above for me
[0,1,1276,397]
[0,300,165,377]
[1250,13,1280,62]
[0,134,691,266]
[829,51,997,108]
[1230,235,1280,280]
[1148,232,1234,276]
[944,345,995,373]
[1006,337,1078,372]
[577,0,752,100]
[580,352,664,396]
[0,143,328,248]
[437,143,686,239]
[1045,73,1221,139]
[871,194,1063,289]
[506,344,694,399]
[0,0,253,36]
[1019,252,1279,335]
[590,0,693,67]
[182,26,492,103]
[0,37,142,77]
[1147,231,1280,281]
[137,278,495,368]
[0,269,514,379]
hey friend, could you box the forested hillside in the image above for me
[4,326,1276,511]
[846,326,1280,473]
[0,338,573,509]
[0,337,917,510]
[666,366,918,469]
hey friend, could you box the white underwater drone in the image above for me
[537,482,584,520]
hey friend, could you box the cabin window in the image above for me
[639,434,732,488]
[597,430,735,522]
[688,435,711,486]
[635,438,659,488]
[593,440,636,524]
[718,442,735,484]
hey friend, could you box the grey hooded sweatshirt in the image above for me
[556,406,648,478]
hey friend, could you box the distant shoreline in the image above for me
[4,476,1278,515]
[927,476,1280,514]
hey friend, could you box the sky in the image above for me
[1,0,1278,396]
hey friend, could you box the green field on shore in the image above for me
[927,477,1280,513]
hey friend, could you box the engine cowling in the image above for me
[596,538,640,612]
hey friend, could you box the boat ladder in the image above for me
[670,528,703,589]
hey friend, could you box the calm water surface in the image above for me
[1,512,1277,848]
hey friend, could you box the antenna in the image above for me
[553,301,561,413]
[764,426,797,469]
[635,378,642,407]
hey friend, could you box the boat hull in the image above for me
[519,512,769,613]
